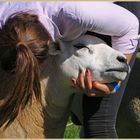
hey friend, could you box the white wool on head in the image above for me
[53,35,130,84]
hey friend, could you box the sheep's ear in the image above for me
[48,42,61,55]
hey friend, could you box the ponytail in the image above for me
[0,12,52,128]
[0,42,41,127]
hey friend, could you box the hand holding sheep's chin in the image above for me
[71,68,121,97]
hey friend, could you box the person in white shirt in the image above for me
[0,2,139,137]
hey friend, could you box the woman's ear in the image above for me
[48,42,61,56]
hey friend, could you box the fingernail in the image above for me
[71,77,77,85]
[86,68,90,76]
[90,93,96,97]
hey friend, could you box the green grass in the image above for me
[64,119,80,138]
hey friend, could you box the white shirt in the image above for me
[0,1,139,53]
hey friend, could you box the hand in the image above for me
[71,68,121,97]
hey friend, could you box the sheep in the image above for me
[0,35,129,138]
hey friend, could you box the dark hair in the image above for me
[0,12,52,127]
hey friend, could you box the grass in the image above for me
[64,118,80,138]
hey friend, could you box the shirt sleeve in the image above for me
[58,2,139,54]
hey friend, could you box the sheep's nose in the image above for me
[117,56,127,63]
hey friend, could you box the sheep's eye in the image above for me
[73,43,86,49]
[74,43,93,54]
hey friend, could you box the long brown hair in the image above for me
[0,12,52,127]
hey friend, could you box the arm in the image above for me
[59,2,139,54]
[64,2,139,95]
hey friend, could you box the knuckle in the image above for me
[87,93,92,97]
[104,87,110,94]
[111,90,117,94]
[79,85,85,90]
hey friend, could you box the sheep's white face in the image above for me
[49,35,130,83]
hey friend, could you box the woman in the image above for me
[0,1,139,137]
[80,2,140,138]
